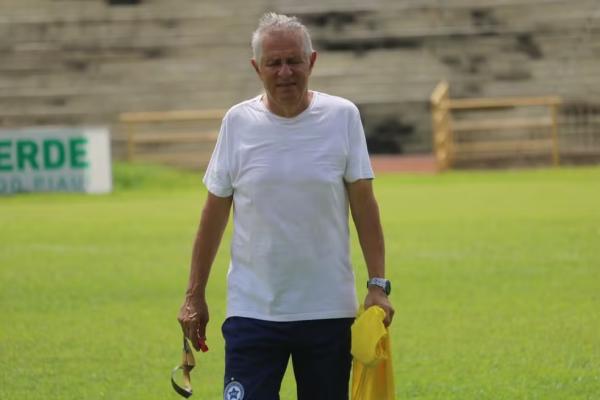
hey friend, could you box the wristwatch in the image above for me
[367,277,391,295]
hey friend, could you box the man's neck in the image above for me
[264,91,313,118]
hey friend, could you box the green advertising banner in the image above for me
[0,127,112,194]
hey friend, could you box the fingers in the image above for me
[382,304,395,327]
[364,290,395,327]
[198,336,209,352]
[181,321,203,351]
[194,323,208,351]
[184,317,208,351]
[380,301,395,327]
[178,302,209,351]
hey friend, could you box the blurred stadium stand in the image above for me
[1,0,599,166]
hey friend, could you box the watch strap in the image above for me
[367,277,391,295]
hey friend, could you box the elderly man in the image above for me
[178,12,394,400]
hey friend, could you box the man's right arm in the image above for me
[178,192,232,350]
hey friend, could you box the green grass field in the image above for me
[1,163,599,399]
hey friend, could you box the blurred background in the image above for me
[2,0,599,172]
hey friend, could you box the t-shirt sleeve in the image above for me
[202,117,233,197]
[344,107,375,182]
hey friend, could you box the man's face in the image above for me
[252,29,316,109]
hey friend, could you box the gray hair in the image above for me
[251,12,314,63]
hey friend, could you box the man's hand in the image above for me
[177,295,209,351]
[177,193,232,352]
[364,287,395,327]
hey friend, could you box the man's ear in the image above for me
[309,51,317,71]
[251,59,260,75]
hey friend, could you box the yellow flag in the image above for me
[351,306,395,400]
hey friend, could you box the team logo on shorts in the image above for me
[224,379,245,400]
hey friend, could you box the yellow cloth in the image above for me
[351,306,395,400]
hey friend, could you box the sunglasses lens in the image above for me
[171,365,193,398]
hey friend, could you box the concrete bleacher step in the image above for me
[1,19,254,51]
[0,0,267,19]
[1,0,598,160]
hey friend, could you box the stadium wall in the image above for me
[1,0,599,156]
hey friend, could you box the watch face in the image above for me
[385,280,391,295]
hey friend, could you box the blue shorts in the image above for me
[222,316,354,400]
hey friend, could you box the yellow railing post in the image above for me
[431,81,452,171]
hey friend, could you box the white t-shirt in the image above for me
[203,91,374,321]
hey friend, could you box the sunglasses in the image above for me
[171,336,209,398]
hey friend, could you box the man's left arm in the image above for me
[346,178,395,326]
